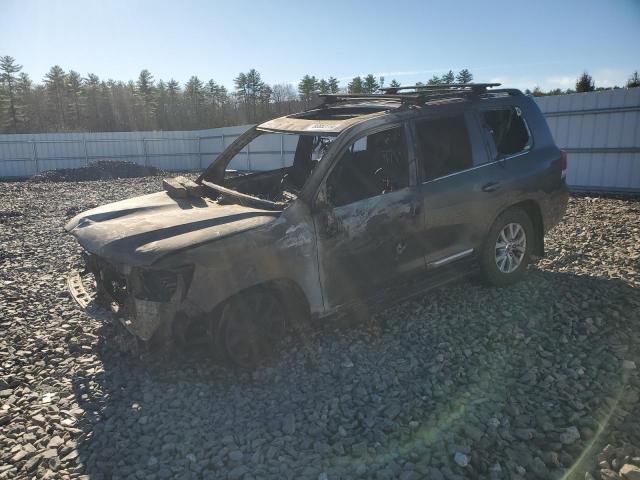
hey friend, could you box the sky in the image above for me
[1,0,639,92]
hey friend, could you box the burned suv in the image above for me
[66,84,568,367]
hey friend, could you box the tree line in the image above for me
[526,70,640,97]
[0,56,480,134]
[1,55,637,134]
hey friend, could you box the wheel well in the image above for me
[510,200,544,257]
[173,279,311,347]
[213,279,311,329]
[259,278,312,326]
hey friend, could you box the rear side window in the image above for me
[482,107,531,158]
[415,115,473,182]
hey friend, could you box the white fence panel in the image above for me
[534,88,640,193]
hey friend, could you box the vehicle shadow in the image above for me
[71,268,640,479]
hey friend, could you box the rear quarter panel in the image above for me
[480,96,569,235]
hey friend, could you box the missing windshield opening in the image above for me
[204,131,336,209]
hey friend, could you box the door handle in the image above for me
[482,182,501,193]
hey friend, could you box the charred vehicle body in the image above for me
[66,84,568,366]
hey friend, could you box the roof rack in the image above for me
[381,82,500,94]
[318,83,523,108]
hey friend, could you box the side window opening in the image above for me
[416,115,473,182]
[482,107,531,158]
[326,126,409,207]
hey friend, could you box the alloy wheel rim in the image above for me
[494,222,526,274]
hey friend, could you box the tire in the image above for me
[212,288,287,368]
[479,207,534,287]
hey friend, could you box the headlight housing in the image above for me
[129,265,194,302]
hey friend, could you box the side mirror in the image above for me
[313,183,333,212]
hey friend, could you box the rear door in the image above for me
[414,111,506,267]
[312,123,426,310]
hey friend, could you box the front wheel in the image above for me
[479,207,534,287]
[212,288,287,368]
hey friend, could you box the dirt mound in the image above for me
[29,160,164,182]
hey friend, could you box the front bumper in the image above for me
[67,258,184,341]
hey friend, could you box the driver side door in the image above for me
[312,123,426,311]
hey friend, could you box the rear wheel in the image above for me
[213,289,286,368]
[480,207,534,287]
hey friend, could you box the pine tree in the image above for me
[327,77,339,93]
[166,79,181,130]
[100,80,116,131]
[204,79,229,127]
[16,72,34,131]
[246,69,266,122]
[317,79,330,94]
[136,69,156,129]
[362,74,379,93]
[576,71,595,92]
[298,75,318,102]
[44,65,67,130]
[441,70,455,84]
[84,73,101,131]
[66,70,83,129]
[0,55,24,132]
[234,69,266,122]
[234,72,247,103]
[348,76,364,94]
[155,80,168,130]
[456,69,473,84]
[389,79,401,88]
[184,76,205,129]
[426,75,441,85]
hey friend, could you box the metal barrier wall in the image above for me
[0,125,259,178]
[535,88,640,193]
[1,89,639,192]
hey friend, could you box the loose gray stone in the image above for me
[282,413,296,435]
[560,426,581,445]
[454,452,470,467]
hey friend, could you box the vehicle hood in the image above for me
[65,191,280,267]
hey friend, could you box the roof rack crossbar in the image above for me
[381,82,500,94]
[319,90,476,106]
[319,93,416,100]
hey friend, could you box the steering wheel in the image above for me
[268,172,298,200]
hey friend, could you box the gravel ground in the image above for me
[1,177,639,480]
